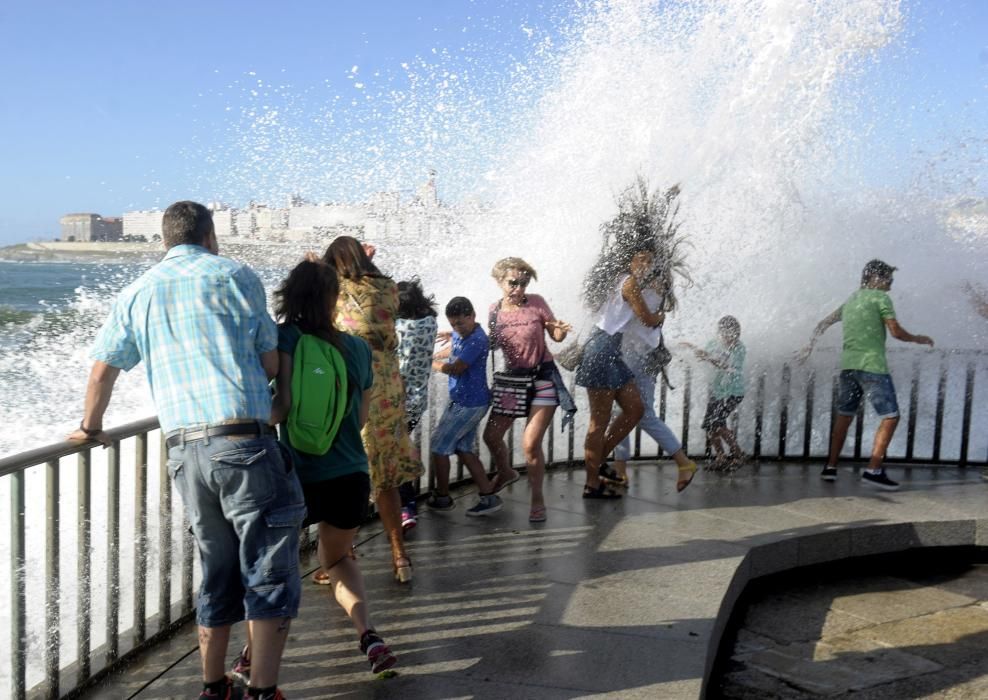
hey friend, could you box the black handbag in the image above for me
[490,370,536,417]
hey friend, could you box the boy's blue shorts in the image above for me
[836,370,899,419]
[431,402,490,456]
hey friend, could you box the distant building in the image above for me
[59,213,123,242]
[123,210,164,241]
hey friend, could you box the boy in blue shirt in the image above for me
[427,296,508,516]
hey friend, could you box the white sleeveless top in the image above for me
[595,274,663,352]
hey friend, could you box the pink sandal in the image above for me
[529,505,547,523]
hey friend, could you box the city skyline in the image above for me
[0,0,985,246]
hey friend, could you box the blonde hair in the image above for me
[491,257,538,282]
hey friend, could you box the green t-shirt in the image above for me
[705,338,746,399]
[277,325,374,484]
[840,288,896,374]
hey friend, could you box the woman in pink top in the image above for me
[483,257,572,523]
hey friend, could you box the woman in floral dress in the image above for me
[323,236,423,583]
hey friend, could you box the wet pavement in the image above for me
[79,461,988,699]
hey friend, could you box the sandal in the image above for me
[529,505,547,523]
[313,570,331,585]
[677,460,698,493]
[582,482,623,499]
[393,555,413,584]
[597,462,623,485]
[491,469,521,494]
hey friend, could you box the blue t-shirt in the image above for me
[448,325,491,407]
[277,325,373,484]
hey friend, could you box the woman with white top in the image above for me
[576,243,697,497]
[609,272,695,488]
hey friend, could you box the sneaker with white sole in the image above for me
[820,466,838,481]
[861,470,900,491]
[466,494,503,517]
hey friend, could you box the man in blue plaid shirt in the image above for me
[69,201,302,700]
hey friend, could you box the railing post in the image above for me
[932,357,948,463]
[803,371,815,459]
[681,366,692,455]
[905,357,921,461]
[778,364,791,460]
[960,362,975,468]
[753,372,765,459]
[547,417,555,465]
[134,434,148,645]
[77,451,92,683]
[158,436,172,629]
[658,378,668,457]
[45,458,60,700]
[11,469,26,700]
[106,442,121,663]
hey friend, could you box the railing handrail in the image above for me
[0,417,159,479]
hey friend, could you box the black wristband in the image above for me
[79,421,101,437]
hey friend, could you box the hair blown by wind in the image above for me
[582,177,691,312]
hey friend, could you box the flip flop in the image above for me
[529,505,547,522]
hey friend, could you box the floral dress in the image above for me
[336,276,424,498]
[395,315,438,429]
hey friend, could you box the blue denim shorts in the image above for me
[431,402,489,456]
[836,370,899,419]
[575,328,635,390]
[167,434,306,627]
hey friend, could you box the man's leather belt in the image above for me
[165,422,273,449]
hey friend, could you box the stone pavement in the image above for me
[717,552,988,698]
[82,462,988,699]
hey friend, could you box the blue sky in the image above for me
[0,0,984,245]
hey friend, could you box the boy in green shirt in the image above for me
[800,260,934,490]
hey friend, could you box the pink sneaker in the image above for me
[401,507,417,533]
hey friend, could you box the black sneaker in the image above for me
[861,470,900,491]
[425,493,455,511]
[820,466,838,482]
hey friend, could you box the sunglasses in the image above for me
[507,278,530,288]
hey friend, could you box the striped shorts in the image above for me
[530,379,558,407]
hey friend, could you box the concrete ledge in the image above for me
[704,517,987,696]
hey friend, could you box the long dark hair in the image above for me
[397,277,438,320]
[323,235,384,280]
[582,176,690,312]
[274,259,344,351]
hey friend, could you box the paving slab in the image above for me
[76,463,988,699]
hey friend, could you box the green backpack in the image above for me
[286,330,349,455]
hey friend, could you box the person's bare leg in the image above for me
[318,523,371,636]
[600,384,644,457]
[585,389,617,487]
[460,451,495,493]
[868,417,899,471]
[198,624,232,683]
[376,486,410,580]
[483,414,513,474]
[827,415,854,467]
[523,405,556,509]
[246,617,290,688]
[432,453,452,495]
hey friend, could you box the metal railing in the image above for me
[2,346,985,699]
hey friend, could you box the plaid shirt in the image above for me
[90,244,277,433]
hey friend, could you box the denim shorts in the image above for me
[836,370,900,419]
[575,328,635,390]
[167,434,306,627]
[431,402,489,455]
